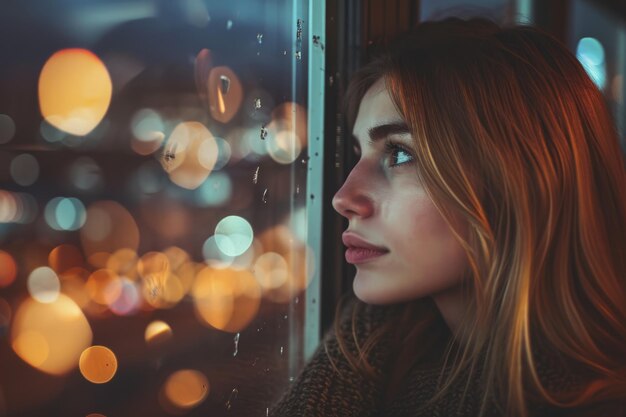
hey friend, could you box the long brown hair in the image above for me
[335,17,626,417]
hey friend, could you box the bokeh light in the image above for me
[0,190,38,224]
[59,267,91,309]
[86,268,121,306]
[195,172,232,207]
[106,248,138,280]
[108,278,140,315]
[27,267,61,303]
[80,201,140,263]
[44,197,87,231]
[214,215,254,257]
[10,154,39,186]
[192,267,261,332]
[79,345,117,384]
[202,235,235,268]
[11,294,93,375]
[576,37,607,90]
[0,250,17,288]
[162,369,209,410]
[207,66,243,124]
[68,157,104,192]
[0,114,16,144]
[130,108,165,155]
[0,297,11,335]
[253,252,288,291]
[38,49,112,136]
[145,320,173,345]
[49,244,84,274]
[161,121,218,190]
[265,102,307,164]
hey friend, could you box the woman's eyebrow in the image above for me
[368,121,410,142]
[351,121,411,147]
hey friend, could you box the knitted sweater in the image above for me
[270,298,625,417]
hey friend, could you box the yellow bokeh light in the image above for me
[38,49,112,136]
[163,369,209,409]
[145,320,173,345]
[192,267,261,332]
[12,330,49,367]
[79,345,117,384]
[161,122,218,190]
[11,294,93,375]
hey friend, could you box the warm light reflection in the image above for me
[86,269,121,306]
[208,66,242,123]
[109,278,140,315]
[0,190,37,224]
[106,248,139,280]
[258,225,316,303]
[253,252,288,291]
[0,250,17,288]
[80,201,140,264]
[59,267,91,308]
[27,266,61,303]
[11,294,93,375]
[192,267,261,332]
[161,121,218,189]
[49,244,84,274]
[38,48,112,136]
[163,369,209,409]
[265,102,307,164]
[145,320,173,345]
[79,345,118,384]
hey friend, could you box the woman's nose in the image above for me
[331,168,375,220]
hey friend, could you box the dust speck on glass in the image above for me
[0,0,319,416]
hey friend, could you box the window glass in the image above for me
[0,1,322,415]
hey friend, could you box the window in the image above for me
[0,1,324,416]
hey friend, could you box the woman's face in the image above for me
[332,78,469,305]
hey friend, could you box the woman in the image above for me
[271,17,626,417]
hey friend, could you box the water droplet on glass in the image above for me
[329,75,334,86]
[260,126,268,140]
[295,297,299,304]
[310,194,315,200]
[220,75,231,95]
[296,185,300,194]
[283,50,287,55]
[280,346,284,356]
[253,166,260,184]
[262,188,268,203]
[227,20,233,30]
[312,298,316,304]
[257,33,263,44]
[295,51,302,60]
[289,376,295,382]
[252,357,259,367]
[225,388,239,411]
[266,407,269,416]
[254,98,262,110]
[233,333,240,357]
[283,314,288,320]
[297,19,303,40]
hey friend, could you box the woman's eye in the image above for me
[384,140,414,167]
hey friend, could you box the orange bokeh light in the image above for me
[0,250,17,288]
[38,48,112,136]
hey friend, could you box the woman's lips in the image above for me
[345,247,388,264]
[342,232,389,264]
